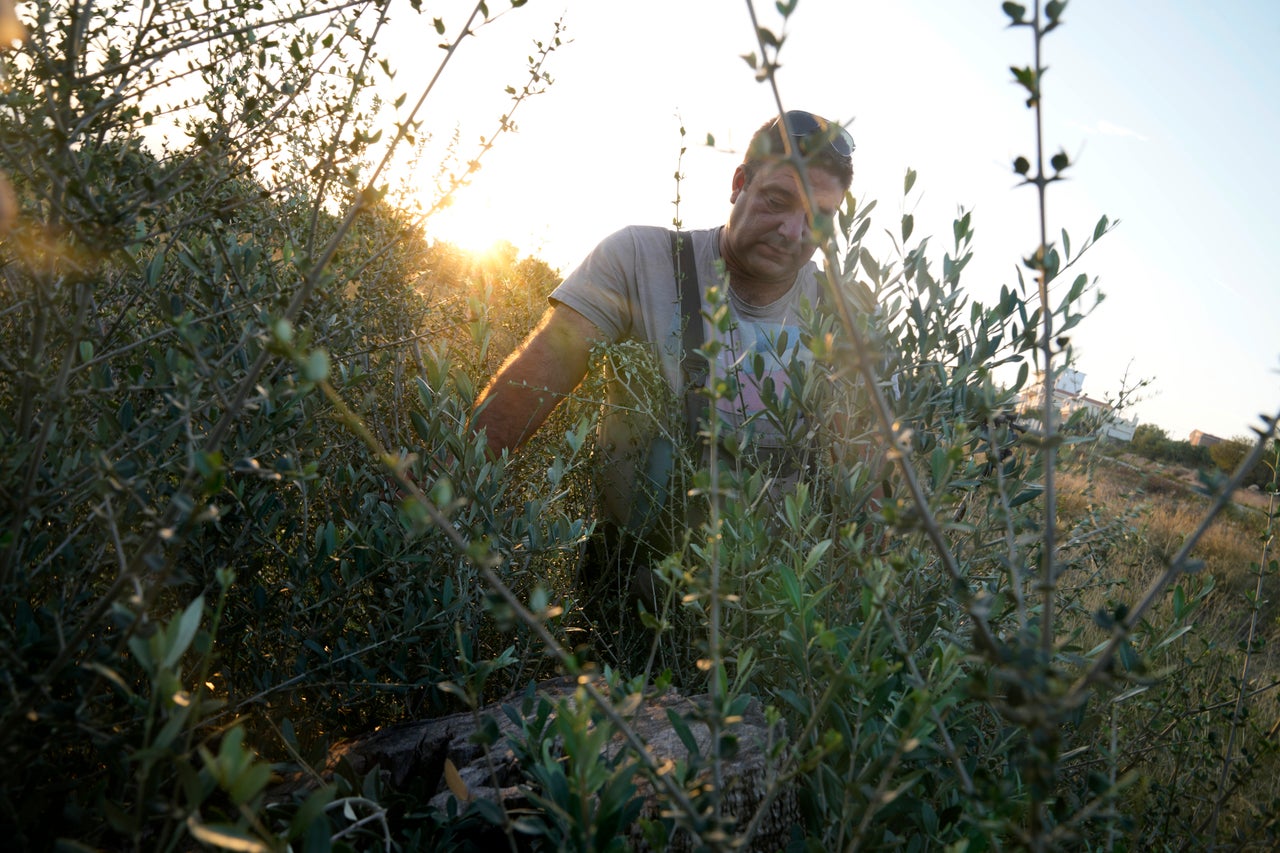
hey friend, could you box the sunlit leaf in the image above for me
[302,349,329,382]
[162,596,204,669]
[444,758,471,802]
[186,817,268,853]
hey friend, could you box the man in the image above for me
[473,110,855,605]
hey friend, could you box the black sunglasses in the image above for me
[775,110,855,160]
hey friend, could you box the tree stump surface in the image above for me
[319,676,797,850]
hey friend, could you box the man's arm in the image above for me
[473,303,604,458]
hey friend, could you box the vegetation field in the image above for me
[1,1,1277,851]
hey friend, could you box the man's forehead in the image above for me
[757,160,840,190]
[756,160,804,184]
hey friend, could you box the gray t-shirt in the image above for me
[550,224,822,529]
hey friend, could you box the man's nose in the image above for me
[779,210,809,243]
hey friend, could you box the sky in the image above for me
[380,0,1280,444]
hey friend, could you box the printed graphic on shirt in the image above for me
[713,318,813,451]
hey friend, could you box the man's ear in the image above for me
[729,164,747,203]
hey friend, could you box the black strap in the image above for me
[671,230,707,441]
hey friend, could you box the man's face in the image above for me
[723,161,845,290]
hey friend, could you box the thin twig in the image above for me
[1206,457,1278,849]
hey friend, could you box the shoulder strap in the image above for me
[671,230,707,441]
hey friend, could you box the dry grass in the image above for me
[1058,455,1273,611]
[1053,453,1280,835]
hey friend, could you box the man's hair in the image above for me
[743,112,854,191]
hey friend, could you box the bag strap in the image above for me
[623,231,702,537]
[671,230,707,441]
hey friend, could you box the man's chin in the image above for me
[755,248,801,275]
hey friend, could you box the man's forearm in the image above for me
[474,368,569,456]
[473,304,602,457]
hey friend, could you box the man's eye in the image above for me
[810,212,836,239]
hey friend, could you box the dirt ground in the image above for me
[1230,483,1276,512]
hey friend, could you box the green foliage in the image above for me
[0,0,565,849]
[1132,423,1170,457]
[1,0,1277,851]
[1209,436,1251,477]
[1208,435,1277,489]
[1130,423,1214,468]
[509,690,645,852]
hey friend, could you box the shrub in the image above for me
[0,1,570,848]
[1,1,1277,851]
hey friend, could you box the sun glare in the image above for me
[463,238,512,266]
[409,168,562,272]
[424,196,514,261]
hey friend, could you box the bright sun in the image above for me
[419,192,519,262]
[410,173,562,270]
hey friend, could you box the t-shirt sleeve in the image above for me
[548,227,645,343]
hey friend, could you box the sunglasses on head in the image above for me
[774,110,855,160]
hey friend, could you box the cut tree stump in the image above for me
[317,675,796,850]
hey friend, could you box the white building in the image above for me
[1019,370,1137,442]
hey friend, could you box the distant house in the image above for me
[1189,430,1224,447]
[1018,369,1137,442]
